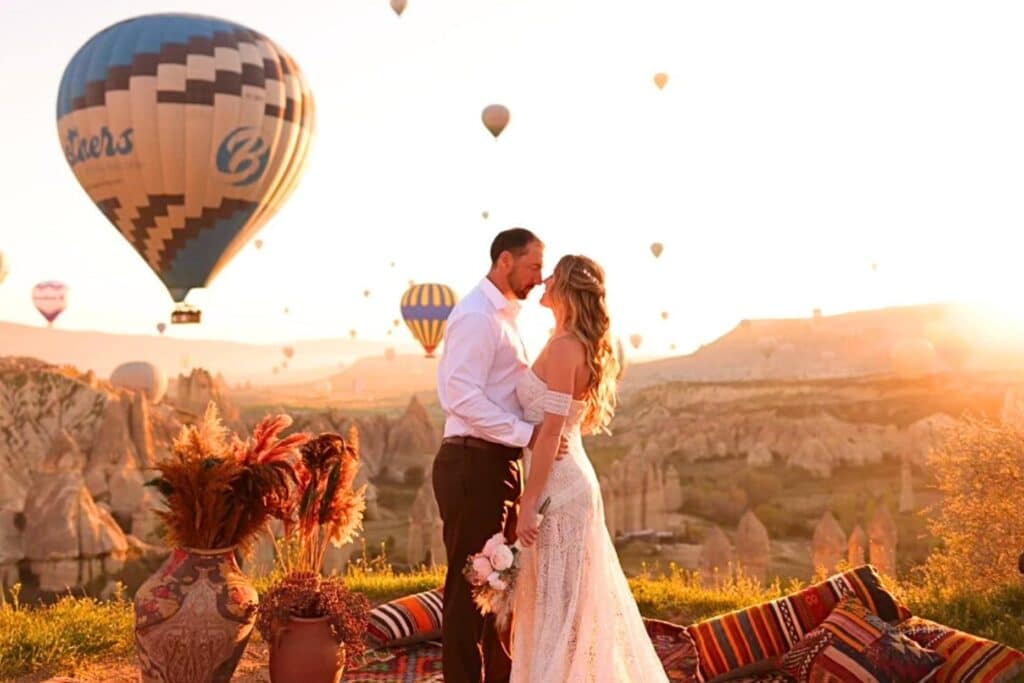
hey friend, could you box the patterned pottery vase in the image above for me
[134,546,258,683]
[269,614,346,683]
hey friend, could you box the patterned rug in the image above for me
[342,619,697,682]
[343,641,444,683]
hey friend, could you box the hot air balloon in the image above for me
[255,239,264,250]
[390,0,407,16]
[871,262,878,272]
[401,283,457,357]
[393,318,400,327]
[272,366,280,375]
[650,243,663,258]
[661,311,669,321]
[0,251,8,286]
[283,346,294,359]
[389,261,396,268]
[350,329,357,339]
[629,334,643,350]
[670,343,677,351]
[156,322,166,335]
[57,14,315,323]
[363,289,371,298]
[481,104,510,138]
[32,281,68,326]
[110,361,168,403]
[385,347,396,362]
[387,329,393,336]
[283,307,291,315]
[482,211,489,220]
[653,73,669,90]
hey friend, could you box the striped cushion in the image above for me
[780,596,944,683]
[898,617,1024,683]
[687,565,912,682]
[365,588,444,650]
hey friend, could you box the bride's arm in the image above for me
[516,336,584,548]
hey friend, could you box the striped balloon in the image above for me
[56,14,315,308]
[400,283,457,358]
[32,281,69,326]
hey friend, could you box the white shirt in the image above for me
[437,277,534,448]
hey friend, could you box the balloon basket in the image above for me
[171,305,201,324]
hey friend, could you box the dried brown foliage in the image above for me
[256,572,370,659]
[146,403,311,554]
[924,416,1024,594]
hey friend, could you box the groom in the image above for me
[433,228,560,683]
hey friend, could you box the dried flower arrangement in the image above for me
[146,403,310,554]
[256,430,370,658]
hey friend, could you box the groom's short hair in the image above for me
[490,228,542,266]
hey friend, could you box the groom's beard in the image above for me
[513,285,534,300]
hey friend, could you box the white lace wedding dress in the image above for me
[510,369,669,682]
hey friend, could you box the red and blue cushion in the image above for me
[898,617,1024,683]
[780,596,944,683]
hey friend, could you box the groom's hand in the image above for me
[528,425,570,460]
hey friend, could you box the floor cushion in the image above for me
[898,616,1024,683]
[365,588,444,650]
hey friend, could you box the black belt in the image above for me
[441,435,522,460]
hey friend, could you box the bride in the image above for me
[511,254,669,682]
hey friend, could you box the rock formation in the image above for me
[699,526,734,587]
[899,460,915,513]
[175,368,239,424]
[868,506,898,578]
[407,471,444,566]
[848,525,867,566]
[735,510,770,583]
[663,465,683,511]
[387,396,440,458]
[812,512,847,575]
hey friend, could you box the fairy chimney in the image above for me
[868,506,898,578]
[812,512,847,575]
[735,510,770,584]
[699,526,734,588]
[664,465,683,511]
[848,525,867,567]
[899,460,915,513]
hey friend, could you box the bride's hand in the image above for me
[516,502,540,548]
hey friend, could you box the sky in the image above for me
[2,0,1024,362]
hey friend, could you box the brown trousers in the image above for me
[432,440,522,683]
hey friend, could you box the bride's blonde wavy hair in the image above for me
[549,254,619,434]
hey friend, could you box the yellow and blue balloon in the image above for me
[401,283,457,358]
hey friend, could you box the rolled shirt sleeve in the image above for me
[441,312,534,448]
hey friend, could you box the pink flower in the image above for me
[482,533,506,560]
[491,545,514,571]
[472,556,494,583]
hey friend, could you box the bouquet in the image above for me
[462,497,550,629]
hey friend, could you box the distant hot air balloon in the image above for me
[387,329,393,336]
[401,283,457,357]
[389,261,396,268]
[156,322,166,335]
[481,104,510,138]
[32,281,68,326]
[57,14,315,323]
[283,346,294,359]
[650,243,664,258]
[350,329,357,339]
[273,366,280,375]
[482,211,489,220]
[282,360,288,369]
[871,262,878,272]
[363,289,371,298]
[390,0,407,16]
[0,251,8,286]
[661,311,669,321]
[385,347,396,362]
[670,343,677,351]
[283,307,291,315]
[110,361,168,403]
[393,318,400,327]
[255,239,264,250]
[653,73,669,90]
[629,334,643,350]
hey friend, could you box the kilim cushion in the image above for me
[898,617,1024,683]
[687,565,912,682]
[365,588,444,650]
[779,596,944,683]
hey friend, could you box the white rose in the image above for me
[472,556,494,583]
[491,545,514,571]
[482,533,506,559]
[488,574,508,591]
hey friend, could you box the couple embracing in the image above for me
[432,228,668,682]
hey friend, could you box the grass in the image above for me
[2,565,1022,680]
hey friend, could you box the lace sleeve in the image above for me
[542,390,573,416]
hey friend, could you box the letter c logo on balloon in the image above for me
[216,126,271,187]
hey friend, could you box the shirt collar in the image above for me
[480,277,521,318]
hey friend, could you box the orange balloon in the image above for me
[482,104,510,138]
[391,0,407,16]
[654,73,669,90]
[630,334,643,349]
